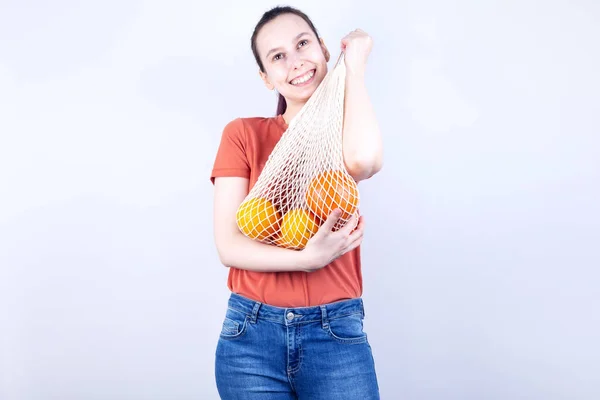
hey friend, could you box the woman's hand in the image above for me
[340,29,373,76]
[301,209,365,272]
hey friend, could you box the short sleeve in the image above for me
[210,118,251,184]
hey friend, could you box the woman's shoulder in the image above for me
[223,114,287,134]
[242,114,286,131]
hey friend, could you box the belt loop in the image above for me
[320,305,329,329]
[250,302,261,324]
[360,298,365,318]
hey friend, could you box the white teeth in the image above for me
[291,70,314,85]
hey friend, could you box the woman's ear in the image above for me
[320,38,330,62]
[259,69,274,90]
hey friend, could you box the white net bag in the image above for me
[236,53,360,250]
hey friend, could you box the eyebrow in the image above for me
[265,32,311,58]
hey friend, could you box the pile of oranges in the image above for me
[236,170,359,249]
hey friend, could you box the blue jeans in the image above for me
[214,292,380,399]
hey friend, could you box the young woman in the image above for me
[210,5,383,399]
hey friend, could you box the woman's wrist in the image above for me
[298,247,327,273]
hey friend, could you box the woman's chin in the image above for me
[287,86,319,103]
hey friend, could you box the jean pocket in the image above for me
[326,312,368,344]
[219,308,249,340]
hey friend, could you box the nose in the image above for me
[289,52,304,69]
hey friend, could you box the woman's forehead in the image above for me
[257,14,314,51]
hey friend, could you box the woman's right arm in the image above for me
[213,176,364,273]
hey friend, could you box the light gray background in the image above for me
[1,0,599,399]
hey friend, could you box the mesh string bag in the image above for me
[235,52,360,250]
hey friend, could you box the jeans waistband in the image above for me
[226,292,365,327]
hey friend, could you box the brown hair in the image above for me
[250,6,321,115]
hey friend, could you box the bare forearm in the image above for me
[217,232,314,273]
[342,70,384,180]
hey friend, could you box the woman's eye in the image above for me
[298,39,309,47]
[273,53,283,61]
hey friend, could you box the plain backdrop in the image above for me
[1,0,599,399]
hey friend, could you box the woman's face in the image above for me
[256,13,330,107]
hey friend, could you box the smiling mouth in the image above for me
[289,69,316,86]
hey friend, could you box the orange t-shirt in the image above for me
[210,114,363,307]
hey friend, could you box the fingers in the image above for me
[343,228,364,254]
[348,235,363,252]
[353,214,365,232]
[339,212,362,235]
[320,209,342,232]
[348,216,364,241]
[336,215,364,257]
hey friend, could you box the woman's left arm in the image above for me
[340,29,384,182]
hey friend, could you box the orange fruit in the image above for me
[279,209,320,249]
[306,170,359,222]
[271,233,293,249]
[236,197,280,241]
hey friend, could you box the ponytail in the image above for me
[276,93,287,115]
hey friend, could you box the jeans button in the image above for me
[286,312,294,321]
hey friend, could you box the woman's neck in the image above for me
[281,102,304,125]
